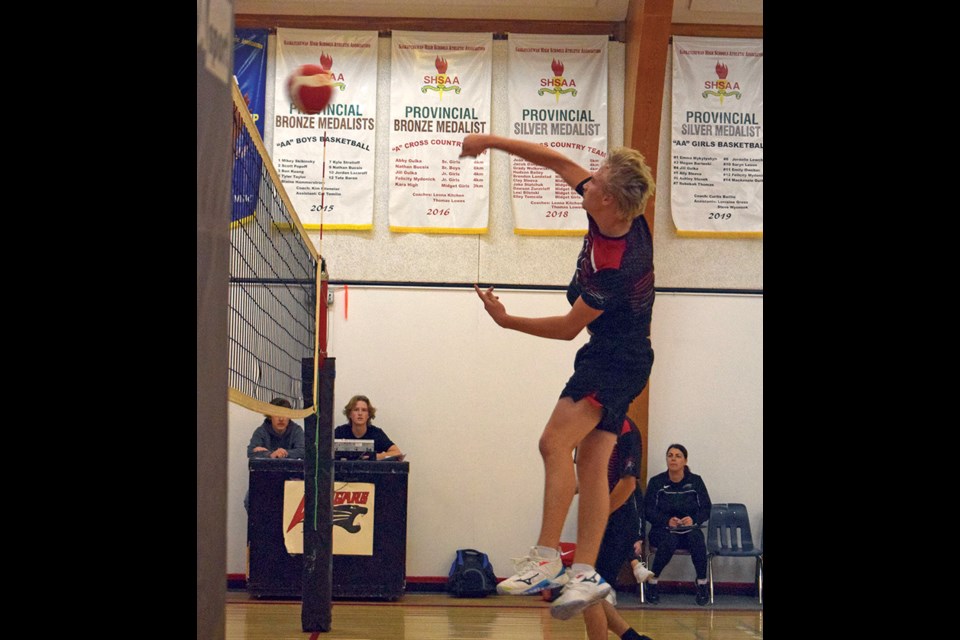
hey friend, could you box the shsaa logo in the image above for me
[422,56,462,100]
[539,59,578,103]
[319,51,347,92]
[702,62,742,105]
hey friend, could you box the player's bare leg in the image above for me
[536,396,603,549]
[496,396,602,596]
[571,428,616,565]
[586,600,653,640]
[583,601,608,639]
[538,399,619,620]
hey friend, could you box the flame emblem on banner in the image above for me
[701,60,741,105]
[317,51,347,92]
[538,58,578,102]
[422,56,461,101]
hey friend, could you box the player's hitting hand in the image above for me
[474,284,508,327]
[460,134,488,158]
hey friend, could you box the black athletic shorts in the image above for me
[560,336,653,434]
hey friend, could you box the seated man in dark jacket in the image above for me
[247,397,306,460]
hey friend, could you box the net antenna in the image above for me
[229,80,327,420]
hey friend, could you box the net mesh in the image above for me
[229,81,319,416]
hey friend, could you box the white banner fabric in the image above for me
[507,34,608,236]
[388,31,492,234]
[671,37,763,237]
[274,28,379,230]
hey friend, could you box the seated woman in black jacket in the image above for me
[643,443,712,605]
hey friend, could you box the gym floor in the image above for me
[225,589,763,639]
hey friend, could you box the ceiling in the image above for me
[234,0,763,26]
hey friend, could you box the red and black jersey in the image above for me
[558,176,656,435]
[568,177,655,342]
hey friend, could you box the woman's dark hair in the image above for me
[666,443,688,459]
[666,443,690,471]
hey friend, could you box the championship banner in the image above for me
[274,28,379,230]
[507,34,608,236]
[388,31,492,234]
[671,37,763,238]
[233,28,268,140]
[281,480,376,556]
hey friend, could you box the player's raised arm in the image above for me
[474,284,602,341]
[460,134,591,190]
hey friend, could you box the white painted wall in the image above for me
[646,292,762,583]
[226,288,762,584]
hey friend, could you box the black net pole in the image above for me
[301,356,335,632]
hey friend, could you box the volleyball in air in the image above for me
[287,64,335,114]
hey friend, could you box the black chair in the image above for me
[639,523,704,603]
[705,503,762,604]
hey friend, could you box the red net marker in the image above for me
[317,260,329,372]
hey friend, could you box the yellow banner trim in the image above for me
[514,228,587,237]
[302,224,374,231]
[675,230,763,239]
[388,226,488,235]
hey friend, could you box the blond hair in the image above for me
[602,147,656,221]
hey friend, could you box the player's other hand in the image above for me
[460,134,488,158]
[474,284,508,327]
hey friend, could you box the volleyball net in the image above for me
[231,81,334,632]
[228,80,326,419]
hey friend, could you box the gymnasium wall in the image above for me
[226,33,762,586]
[264,36,608,286]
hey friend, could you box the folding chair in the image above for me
[639,522,704,603]
[705,503,762,604]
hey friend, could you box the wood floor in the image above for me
[225,593,763,639]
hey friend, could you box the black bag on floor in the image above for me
[446,548,497,597]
